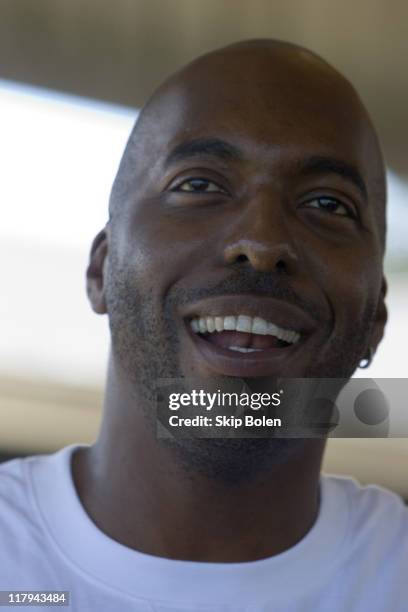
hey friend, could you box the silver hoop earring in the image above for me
[359,347,373,369]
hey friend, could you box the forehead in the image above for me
[144,50,373,171]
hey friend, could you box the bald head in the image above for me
[109,38,386,248]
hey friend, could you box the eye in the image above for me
[301,196,356,218]
[171,178,226,194]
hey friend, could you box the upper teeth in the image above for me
[190,315,300,344]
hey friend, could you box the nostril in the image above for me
[236,254,249,263]
[276,259,286,272]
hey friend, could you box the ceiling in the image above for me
[1,0,407,176]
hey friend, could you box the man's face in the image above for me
[102,47,387,400]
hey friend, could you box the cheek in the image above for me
[123,209,218,294]
[312,245,382,330]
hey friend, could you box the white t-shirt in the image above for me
[0,445,407,612]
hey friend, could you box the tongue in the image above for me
[204,330,283,349]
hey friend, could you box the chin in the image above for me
[162,437,308,486]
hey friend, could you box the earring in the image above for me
[359,347,374,369]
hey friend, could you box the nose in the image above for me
[223,191,300,275]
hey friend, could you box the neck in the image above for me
[72,362,326,563]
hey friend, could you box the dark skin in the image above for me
[73,41,387,562]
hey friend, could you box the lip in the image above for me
[188,328,306,376]
[180,294,318,335]
[181,294,318,377]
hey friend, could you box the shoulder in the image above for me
[323,473,407,522]
[323,473,408,560]
[0,455,33,527]
[0,448,79,587]
[0,455,46,584]
[0,446,79,533]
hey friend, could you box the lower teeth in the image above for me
[228,346,263,353]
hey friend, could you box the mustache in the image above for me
[165,268,327,325]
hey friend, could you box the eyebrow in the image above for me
[164,138,243,167]
[296,155,368,201]
[164,138,368,200]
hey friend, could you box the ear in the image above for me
[86,227,108,314]
[369,276,388,354]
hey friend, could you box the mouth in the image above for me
[181,295,317,377]
[191,313,299,350]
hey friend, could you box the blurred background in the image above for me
[1,0,407,496]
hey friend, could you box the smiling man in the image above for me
[1,39,407,611]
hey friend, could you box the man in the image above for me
[0,39,406,611]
